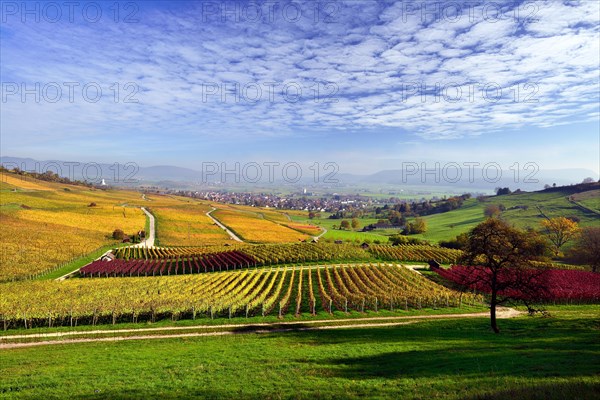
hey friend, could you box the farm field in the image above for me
[106,243,461,271]
[435,266,600,302]
[0,305,597,399]
[569,189,600,213]
[409,198,486,242]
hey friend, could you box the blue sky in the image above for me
[1,0,599,175]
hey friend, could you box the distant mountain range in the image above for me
[1,156,597,192]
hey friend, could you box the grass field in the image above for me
[412,198,486,242]
[0,305,597,399]
[289,214,392,243]
[289,187,599,245]
[571,189,600,213]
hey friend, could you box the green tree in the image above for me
[412,217,427,234]
[403,217,427,234]
[389,234,409,245]
[351,218,360,230]
[439,232,469,250]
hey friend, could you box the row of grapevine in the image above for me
[113,243,371,264]
[80,251,256,277]
[0,264,484,330]
[435,265,600,303]
[368,245,462,263]
[86,243,373,278]
[113,245,246,260]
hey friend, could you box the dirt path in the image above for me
[0,309,521,349]
[131,207,155,248]
[403,264,428,275]
[315,226,328,239]
[206,207,243,242]
[55,207,156,280]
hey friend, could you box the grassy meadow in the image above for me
[410,189,599,243]
[0,305,597,399]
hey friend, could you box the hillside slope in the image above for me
[0,172,148,281]
[414,183,599,243]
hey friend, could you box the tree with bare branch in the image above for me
[459,219,549,333]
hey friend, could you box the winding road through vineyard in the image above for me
[206,207,243,242]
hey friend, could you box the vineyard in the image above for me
[0,172,147,281]
[109,243,460,275]
[0,264,483,329]
[151,204,232,246]
[211,209,309,243]
[84,244,372,277]
[113,245,247,260]
[81,251,257,277]
[434,265,600,303]
[368,245,463,264]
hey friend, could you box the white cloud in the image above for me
[1,0,598,148]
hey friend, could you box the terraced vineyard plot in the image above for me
[212,209,308,243]
[152,205,232,246]
[108,243,372,274]
[284,223,322,236]
[242,243,371,265]
[0,172,146,281]
[81,251,256,277]
[113,245,247,260]
[0,265,483,329]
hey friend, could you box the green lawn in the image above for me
[289,214,392,243]
[1,305,598,399]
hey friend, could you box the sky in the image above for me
[1,0,599,176]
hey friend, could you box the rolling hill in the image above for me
[413,183,600,243]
